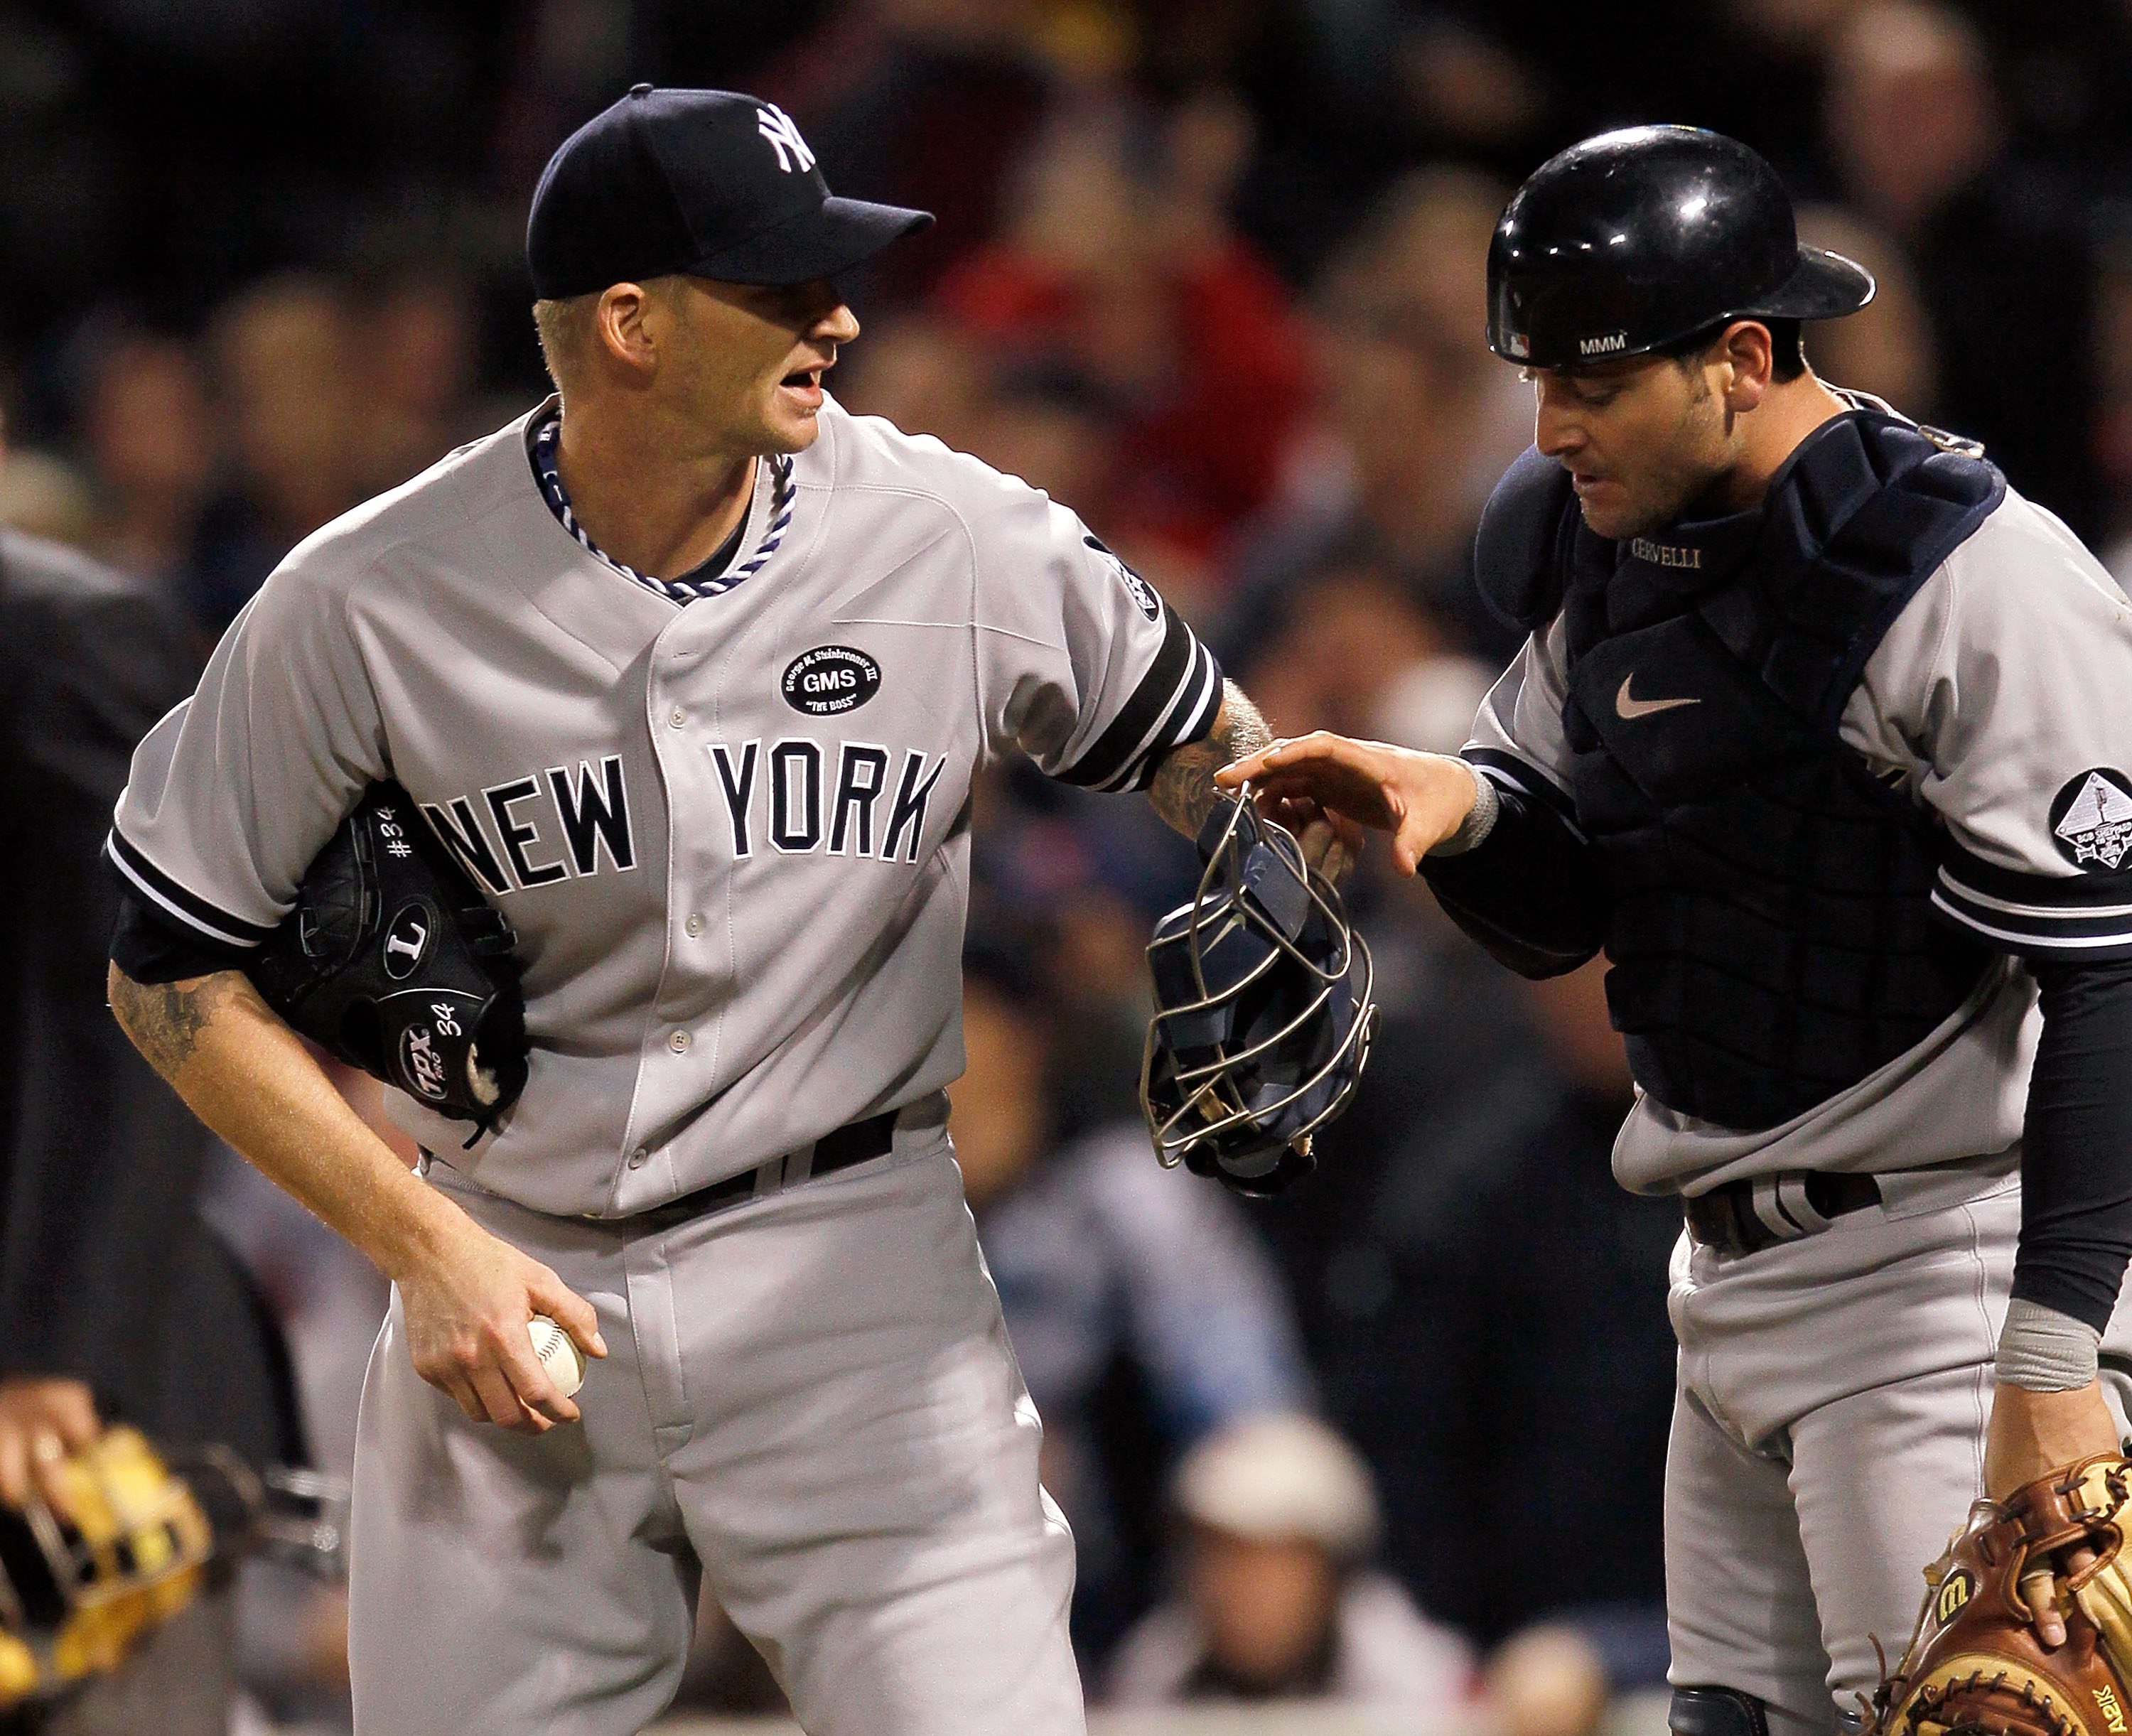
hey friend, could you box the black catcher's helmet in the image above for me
[1486,124,1874,371]
[1141,795,1374,1199]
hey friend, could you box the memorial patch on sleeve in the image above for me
[2050,768,2132,871]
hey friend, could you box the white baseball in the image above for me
[528,1314,585,1399]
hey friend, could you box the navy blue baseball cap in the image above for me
[527,85,933,299]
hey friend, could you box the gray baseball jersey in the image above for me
[1468,483,2132,1193]
[111,395,1220,1217]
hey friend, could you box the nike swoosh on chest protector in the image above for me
[1615,675,1702,721]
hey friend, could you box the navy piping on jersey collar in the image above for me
[104,829,276,949]
[530,407,794,603]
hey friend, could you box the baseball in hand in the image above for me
[528,1315,585,1398]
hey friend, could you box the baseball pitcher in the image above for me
[102,86,1308,1736]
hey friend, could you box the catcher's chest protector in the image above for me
[1551,411,2003,1129]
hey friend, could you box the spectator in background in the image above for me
[1487,1625,1613,1736]
[971,363,1125,543]
[1226,166,1527,663]
[937,91,1308,593]
[1821,0,2101,533]
[1222,540,1671,1668]
[0,446,96,550]
[1239,555,1448,743]
[347,252,485,498]
[1412,961,1676,1676]
[954,930,1313,1661]
[1794,206,1939,419]
[831,309,994,459]
[755,0,1054,306]
[0,424,303,1735]
[188,274,365,632]
[1278,958,1672,1683]
[2093,235,2132,587]
[1106,1412,1473,1706]
[79,329,218,600]
[1225,555,1554,1638]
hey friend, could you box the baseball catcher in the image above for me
[1215,123,2132,1736]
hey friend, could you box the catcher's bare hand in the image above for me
[1988,1382,2122,1645]
[0,1378,100,1516]
[1218,733,1480,875]
[395,1209,606,1433]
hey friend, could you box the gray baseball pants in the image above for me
[345,1140,1084,1736]
[1665,1152,2132,1736]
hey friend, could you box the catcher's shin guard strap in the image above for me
[1671,1687,1771,1736]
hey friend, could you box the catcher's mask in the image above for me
[1141,793,1375,1197]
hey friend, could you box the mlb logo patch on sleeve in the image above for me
[2050,768,2132,871]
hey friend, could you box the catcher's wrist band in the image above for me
[1430,760,1500,858]
[1997,1295,2101,1391]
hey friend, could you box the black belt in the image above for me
[1684,1171,1881,1257]
[621,1109,901,1233]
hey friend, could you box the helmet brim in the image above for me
[1745,245,1876,323]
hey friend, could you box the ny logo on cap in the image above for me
[757,104,817,175]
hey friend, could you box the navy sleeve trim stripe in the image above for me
[1934,842,2132,956]
[1934,839,2132,954]
[1941,838,2132,912]
[104,829,276,948]
[1111,637,1223,794]
[1056,608,1223,792]
[1932,885,2132,959]
[1465,747,1583,831]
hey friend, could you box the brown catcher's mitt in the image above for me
[1878,1456,2132,1736]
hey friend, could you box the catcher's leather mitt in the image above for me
[245,782,527,1133]
[1877,1455,2132,1736]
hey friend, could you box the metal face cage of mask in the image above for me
[1140,793,1375,1197]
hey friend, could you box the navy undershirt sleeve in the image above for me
[2010,956,2132,1333]
[109,884,254,984]
[1419,775,1607,980]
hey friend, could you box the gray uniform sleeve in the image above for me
[1840,495,2132,959]
[969,491,1221,793]
[1464,613,1577,803]
[107,558,388,951]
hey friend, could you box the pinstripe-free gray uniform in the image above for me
[109,394,1222,1734]
[1467,480,2132,1735]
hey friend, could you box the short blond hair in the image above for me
[531,293,599,390]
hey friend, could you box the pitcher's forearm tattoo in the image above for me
[109,969,242,1080]
[1148,682,1273,839]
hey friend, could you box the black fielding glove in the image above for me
[246,782,527,1134]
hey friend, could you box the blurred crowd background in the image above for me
[5,0,2132,1730]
